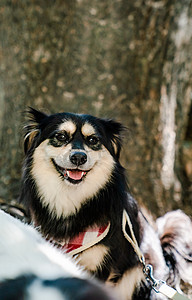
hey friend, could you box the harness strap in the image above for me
[122,209,189,300]
[55,223,110,256]
[67,222,110,255]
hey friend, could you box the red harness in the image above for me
[57,223,110,256]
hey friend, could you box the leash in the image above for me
[122,209,189,300]
[52,209,189,299]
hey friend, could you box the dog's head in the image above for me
[23,108,125,217]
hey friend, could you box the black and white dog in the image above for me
[0,210,113,300]
[19,108,192,299]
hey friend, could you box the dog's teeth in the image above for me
[64,170,69,179]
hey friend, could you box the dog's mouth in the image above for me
[52,159,89,184]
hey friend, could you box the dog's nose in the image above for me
[70,151,87,166]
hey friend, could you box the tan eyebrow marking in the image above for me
[81,123,96,136]
[58,120,76,135]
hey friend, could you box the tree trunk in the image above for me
[0,0,192,216]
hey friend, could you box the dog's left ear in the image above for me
[23,107,48,154]
[101,119,126,159]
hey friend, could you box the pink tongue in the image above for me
[68,170,83,180]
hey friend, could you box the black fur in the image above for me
[20,109,192,299]
[0,275,112,300]
[0,275,35,300]
[20,109,141,283]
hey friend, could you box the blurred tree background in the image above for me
[0,0,192,216]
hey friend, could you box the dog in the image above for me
[0,209,113,300]
[19,108,192,299]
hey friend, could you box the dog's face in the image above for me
[24,108,124,217]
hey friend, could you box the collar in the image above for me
[57,223,110,256]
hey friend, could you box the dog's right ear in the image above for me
[23,107,48,154]
[100,118,126,159]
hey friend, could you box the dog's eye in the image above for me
[87,136,99,146]
[55,132,69,143]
